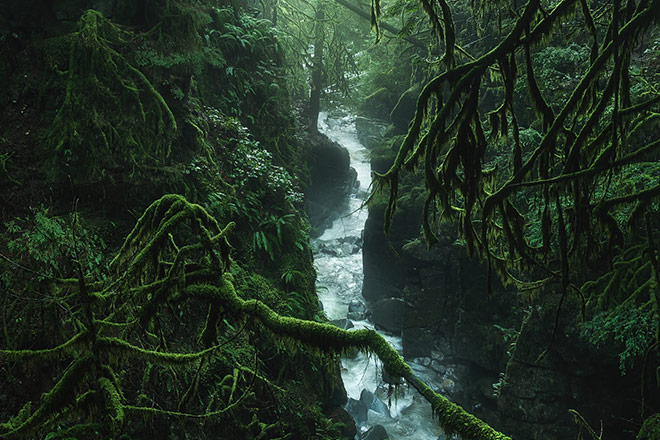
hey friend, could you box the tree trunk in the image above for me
[308,6,324,132]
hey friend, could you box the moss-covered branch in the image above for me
[97,337,222,365]
[0,332,87,360]
[185,275,511,440]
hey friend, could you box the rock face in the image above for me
[361,424,389,440]
[361,193,649,439]
[346,397,368,424]
[496,294,645,440]
[359,389,391,419]
[355,116,388,150]
[389,85,421,133]
[303,130,357,236]
[371,297,404,333]
[355,119,650,440]
[361,200,419,303]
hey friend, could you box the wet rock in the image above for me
[346,397,368,425]
[430,360,446,375]
[371,298,404,333]
[347,300,368,321]
[331,318,354,330]
[402,286,445,358]
[355,116,388,150]
[476,377,498,402]
[440,378,456,395]
[360,389,390,419]
[361,424,389,440]
[304,130,355,236]
[335,236,362,255]
[319,243,342,256]
[361,199,418,303]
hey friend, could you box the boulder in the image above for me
[371,298,404,333]
[355,116,388,150]
[331,318,354,330]
[345,397,368,424]
[361,424,389,440]
[304,130,356,236]
[347,300,368,321]
[359,389,390,418]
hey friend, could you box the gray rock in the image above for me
[430,360,446,375]
[355,116,388,150]
[304,131,355,236]
[331,318,354,330]
[361,424,389,440]
[359,389,390,418]
[347,300,368,320]
[371,297,404,333]
[346,397,368,424]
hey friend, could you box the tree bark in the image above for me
[308,6,324,132]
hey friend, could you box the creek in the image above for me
[313,112,445,440]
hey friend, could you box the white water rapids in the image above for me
[313,112,445,440]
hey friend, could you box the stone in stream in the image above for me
[347,299,368,320]
[359,389,391,419]
[346,397,368,424]
[370,297,404,333]
[331,318,354,330]
[361,424,389,440]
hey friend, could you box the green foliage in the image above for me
[46,10,176,185]
[252,213,301,261]
[582,302,658,374]
[1,194,509,440]
[369,0,660,300]
[3,208,107,282]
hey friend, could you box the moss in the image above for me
[97,376,124,424]
[46,10,176,185]
[1,193,508,440]
[98,336,220,365]
[0,355,93,439]
[638,414,660,440]
[185,271,509,440]
[0,331,87,360]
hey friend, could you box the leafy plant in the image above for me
[3,208,107,282]
[582,302,658,375]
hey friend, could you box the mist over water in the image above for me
[313,112,444,440]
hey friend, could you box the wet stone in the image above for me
[360,389,391,419]
[331,318,354,330]
[430,360,446,375]
[371,297,404,333]
[347,299,368,320]
[441,378,455,394]
[346,397,368,425]
[361,424,389,440]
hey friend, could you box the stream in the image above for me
[312,112,445,440]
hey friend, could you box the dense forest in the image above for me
[1,0,660,439]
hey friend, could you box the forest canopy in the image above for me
[1,0,660,439]
[369,0,660,361]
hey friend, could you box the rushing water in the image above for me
[313,112,444,440]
